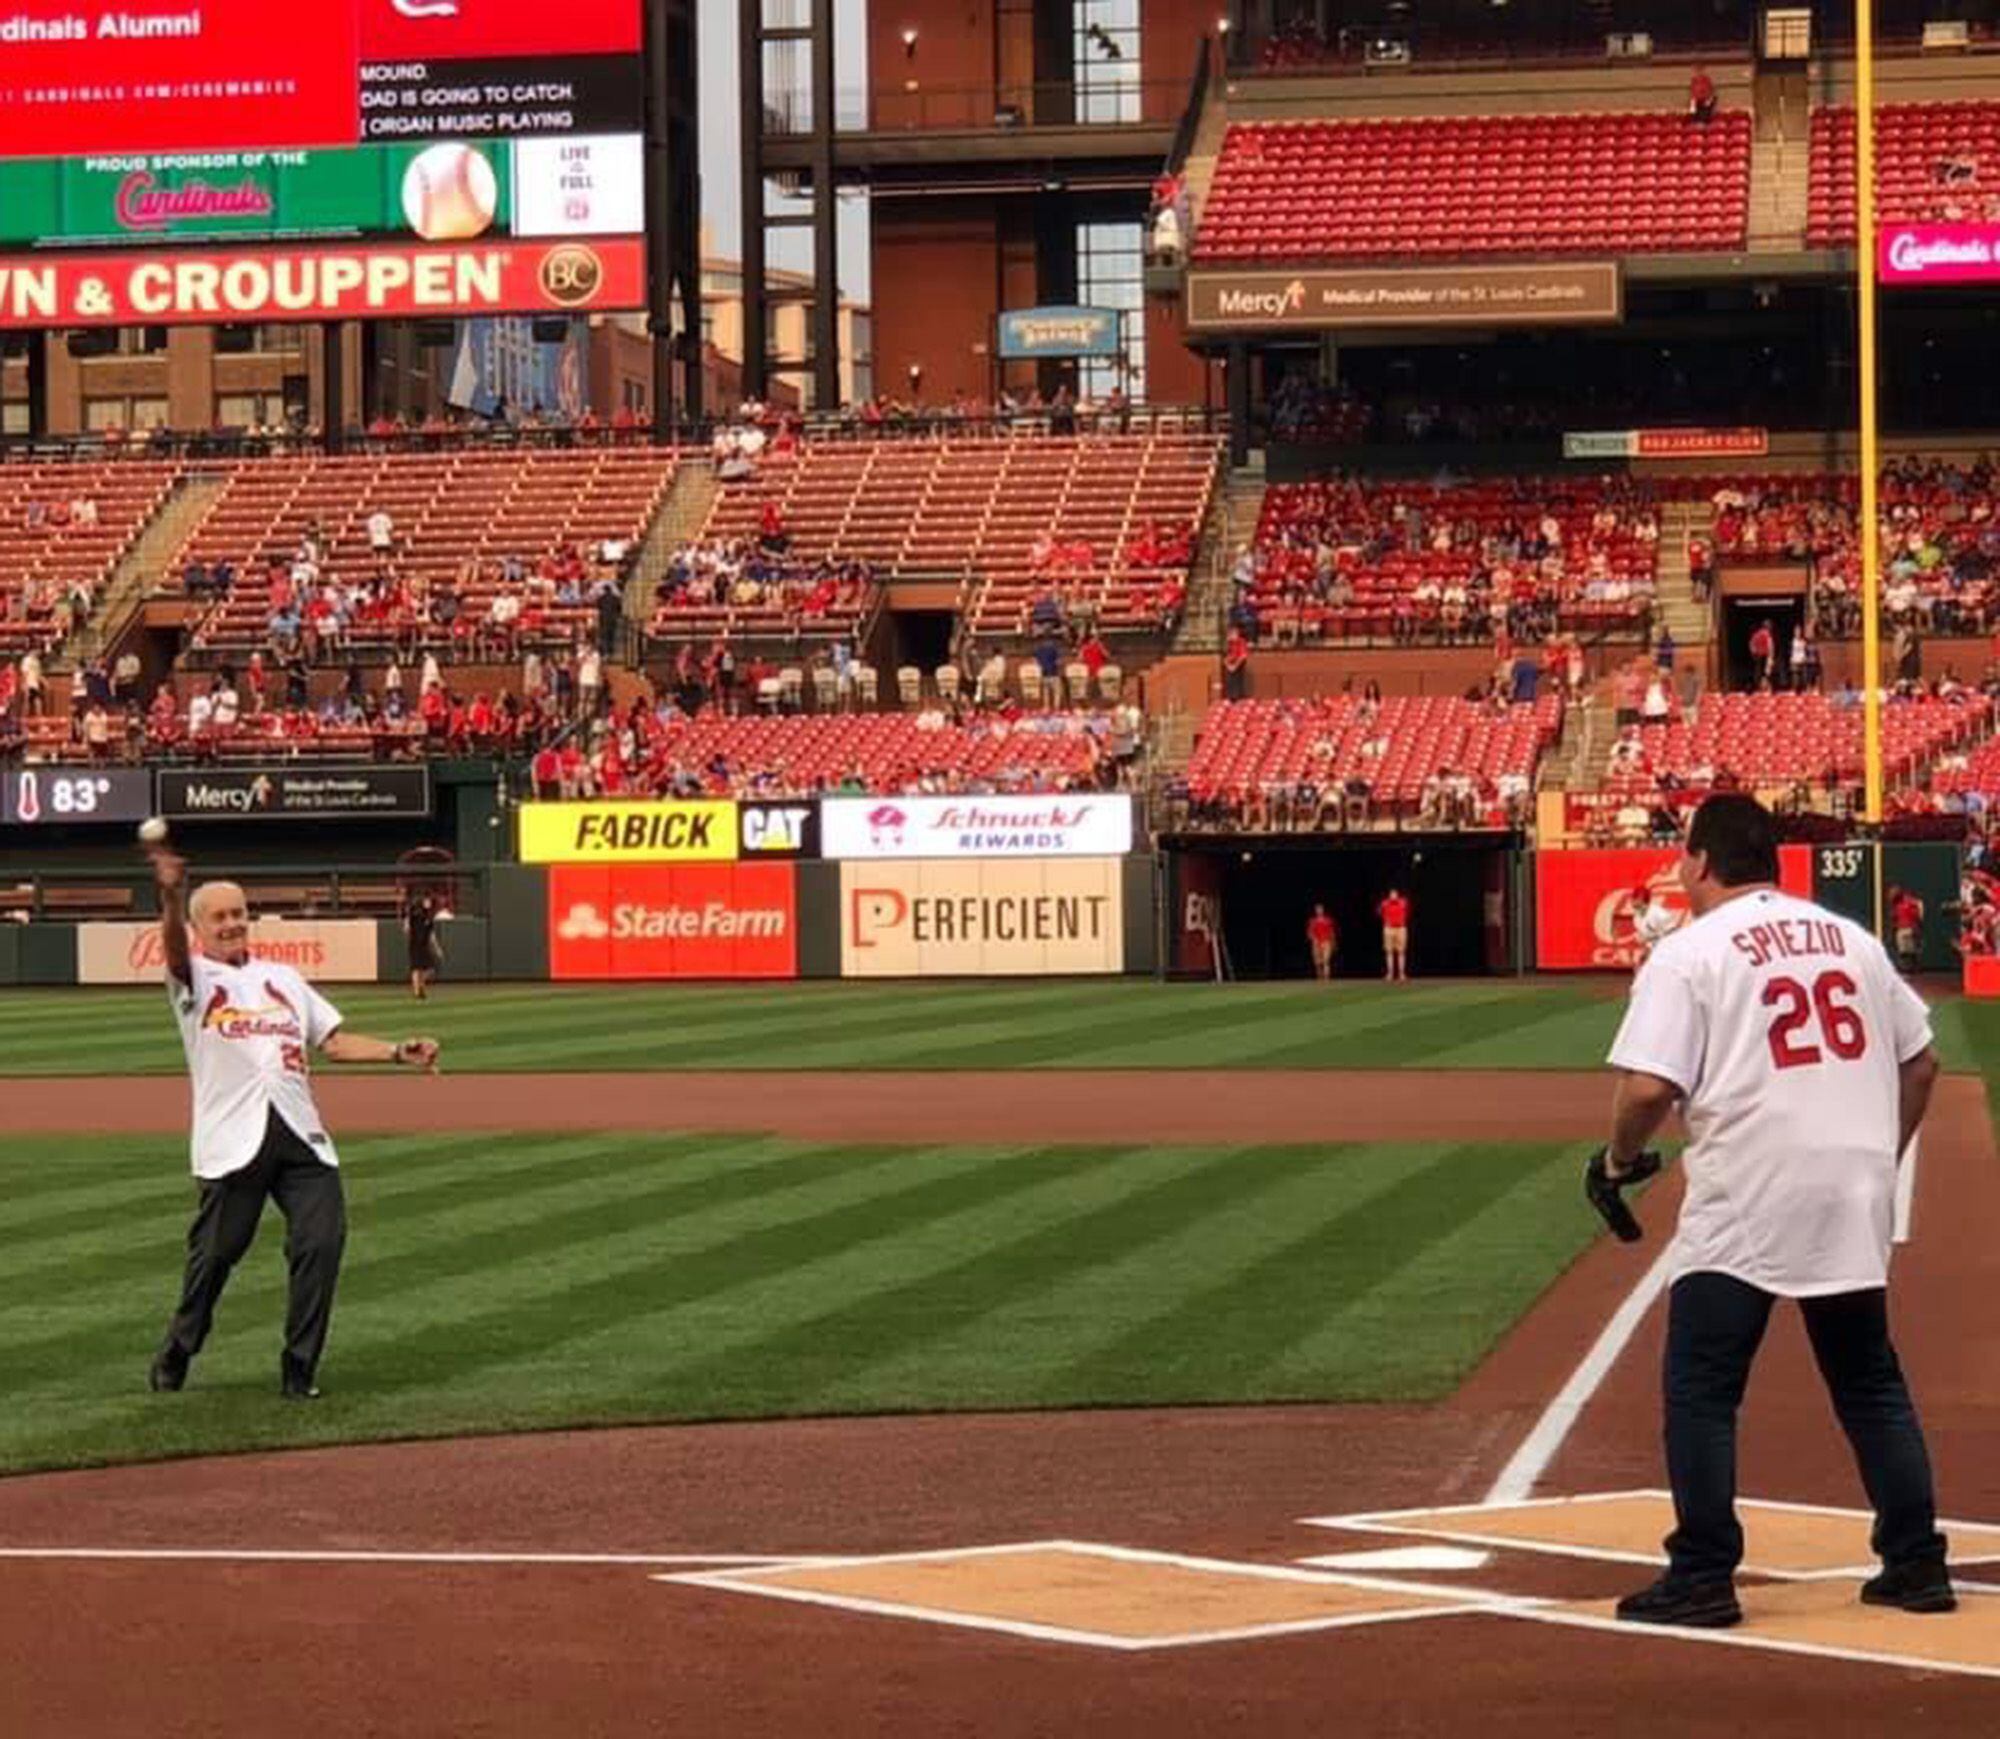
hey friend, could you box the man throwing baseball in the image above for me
[147,845,440,1399]
[1597,794,1951,1628]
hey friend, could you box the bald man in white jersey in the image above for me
[1599,794,1952,1627]
[147,848,439,1399]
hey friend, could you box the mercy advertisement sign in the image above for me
[0,236,642,326]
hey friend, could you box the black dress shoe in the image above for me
[1861,1560,1956,1613]
[279,1357,321,1400]
[148,1349,188,1392]
[1615,1573,1743,1629]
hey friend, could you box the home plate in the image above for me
[1309,1492,2000,1579]
[664,1541,1505,1651]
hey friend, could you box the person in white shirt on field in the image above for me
[145,845,439,1400]
[1599,793,1951,1628]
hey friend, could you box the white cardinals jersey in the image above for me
[168,953,343,1180]
[1609,888,1932,1296]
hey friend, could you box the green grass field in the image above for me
[0,977,1988,1478]
[0,978,1988,1076]
[0,1130,1603,1477]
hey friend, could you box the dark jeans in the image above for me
[160,1109,347,1381]
[1663,1271,1945,1580]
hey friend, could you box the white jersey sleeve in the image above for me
[1608,951,1705,1094]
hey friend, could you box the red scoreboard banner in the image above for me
[0,0,641,160]
[0,235,643,326]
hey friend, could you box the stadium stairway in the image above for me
[59,470,231,671]
[1173,460,1264,655]
[1655,499,1713,651]
[631,457,719,630]
[1749,68,1812,252]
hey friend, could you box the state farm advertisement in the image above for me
[822,795,1134,861]
[0,236,642,326]
[0,2,359,161]
[841,860,1124,978]
[79,919,379,985]
[1536,846,1812,970]
[1878,224,2000,286]
[548,864,798,980]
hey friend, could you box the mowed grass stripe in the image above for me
[1259,1146,1600,1396]
[1055,1140,1540,1404]
[0,1133,667,1302]
[792,1142,1431,1413]
[468,1139,1203,1400]
[344,1143,1116,1399]
[607,1142,1286,1411]
[1057,982,1482,1068]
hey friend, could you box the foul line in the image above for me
[1484,1243,1676,1505]
[0,1548,806,1568]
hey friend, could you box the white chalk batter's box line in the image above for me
[662,1539,1539,1653]
[1303,1490,2000,1582]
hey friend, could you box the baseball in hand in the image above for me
[402,144,500,242]
[138,817,170,846]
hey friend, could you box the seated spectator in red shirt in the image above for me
[1688,67,1717,123]
[759,500,789,555]
[1079,632,1109,681]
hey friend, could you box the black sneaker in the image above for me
[1616,1574,1743,1629]
[1861,1560,1956,1614]
[148,1348,188,1392]
[279,1357,321,1401]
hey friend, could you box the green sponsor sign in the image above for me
[0,144,516,248]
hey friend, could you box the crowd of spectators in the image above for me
[1238,476,1659,647]
[651,528,875,632]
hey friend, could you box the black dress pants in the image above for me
[161,1108,347,1380]
[1662,1270,1946,1580]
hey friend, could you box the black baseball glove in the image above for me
[1584,1147,1663,1243]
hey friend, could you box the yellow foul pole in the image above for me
[1856,0,1884,831]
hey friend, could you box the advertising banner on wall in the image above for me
[517,800,740,864]
[78,919,380,985]
[157,765,430,821]
[0,136,642,250]
[739,801,820,860]
[1536,845,1812,970]
[995,306,1122,360]
[1877,224,2000,286]
[1561,427,1769,461]
[0,236,642,327]
[822,795,1134,861]
[840,859,1125,978]
[1185,262,1622,332]
[1173,853,1225,976]
[548,863,798,979]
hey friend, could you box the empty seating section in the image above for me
[1186,694,1561,812]
[173,449,673,650]
[628,712,1108,794]
[1251,477,1658,640]
[1604,693,1993,794]
[1196,113,1750,262]
[0,463,178,655]
[1809,102,2000,245]
[693,435,1220,637]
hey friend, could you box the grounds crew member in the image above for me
[147,845,440,1399]
[1590,793,1952,1627]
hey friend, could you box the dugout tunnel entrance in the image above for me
[1163,836,1516,980]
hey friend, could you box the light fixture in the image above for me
[900,25,918,56]
[1216,16,1231,33]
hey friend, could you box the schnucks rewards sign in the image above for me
[0,236,642,326]
[1878,224,2000,285]
[821,795,1134,861]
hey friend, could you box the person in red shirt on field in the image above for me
[1306,903,1337,982]
[1377,887,1411,982]
[1890,885,1925,974]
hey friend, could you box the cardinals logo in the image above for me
[199,985,302,1042]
